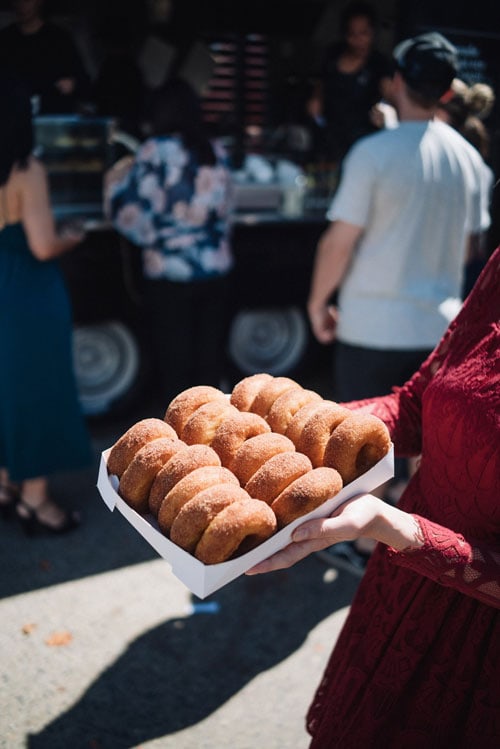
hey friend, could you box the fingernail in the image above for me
[292,529,305,542]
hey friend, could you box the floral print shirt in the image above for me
[108,136,234,282]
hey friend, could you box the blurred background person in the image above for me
[307,1,394,163]
[436,78,496,296]
[0,72,92,533]
[105,77,234,407]
[91,12,147,139]
[307,32,486,572]
[0,0,90,114]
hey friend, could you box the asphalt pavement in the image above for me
[0,367,361,749]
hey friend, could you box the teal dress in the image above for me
[0,223,91,481]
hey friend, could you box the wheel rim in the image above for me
[72,321,140,415]
[228,306,308,375]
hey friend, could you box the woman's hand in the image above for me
[246,493,424,575]
[58,219,86,245]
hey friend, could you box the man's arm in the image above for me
[307,220,363,343]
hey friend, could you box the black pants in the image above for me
[334,341,433,481]
[142,275,232,406]
[334,341,432,402]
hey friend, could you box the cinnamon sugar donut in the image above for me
[164,385,227,436]
[107,418,178,478]
[266,387,322,434]
[250,376,303,418]
[181,400,238,445]
[210,411,270,470]
[157,465,239,534]
[295,401,351,468]
[245,451,313,505]
[271,466,343,527]
[285,401,327,446]
[230,432,296,485]
[194,499,278,564]
[169,484,251,553]
[323,412,391,484]
[230,372,274,411]
[148,443,221,517]
[118,437,186,513]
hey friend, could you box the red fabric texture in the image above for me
[307,247,500,748]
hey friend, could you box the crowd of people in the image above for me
[0,1,499,745]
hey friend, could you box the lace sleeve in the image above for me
[387,516,500,610]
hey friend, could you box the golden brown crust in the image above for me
[107,418,178,478]
[295,402,351,468]
[194,499,277,564]
[266,388,322,434]
[285,401,328,446]
[271,466,343,527]
[230,372,274,411]
[230,432,296,485]
[323,413,391,484]
[180,400,238,445]
[245,451,313,504]
[148,444,221,517]
[210,411,270,470]
[164,385,226,436]
[169,484,251,553]
[250,376,303,418]
[157,465,239,534]
[118,437,185,514]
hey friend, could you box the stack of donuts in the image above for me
[106,375,391,565]
[231,373,391,484]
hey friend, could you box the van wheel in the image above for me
[227,306,311,376]
[72,321,147,418]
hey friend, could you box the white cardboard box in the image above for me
[97,445,394,599]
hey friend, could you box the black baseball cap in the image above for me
[393,32,458,99]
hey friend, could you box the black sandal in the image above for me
[15,499,81,536]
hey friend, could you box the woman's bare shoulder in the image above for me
[12,155,47,183]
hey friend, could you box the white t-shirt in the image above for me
[327,120,484,349]
[479,160,494,232]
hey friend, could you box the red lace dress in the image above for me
[307,247,500,748]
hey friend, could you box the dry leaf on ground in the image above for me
[45,630,73,647]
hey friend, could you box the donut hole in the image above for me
[233,533,267,557]
[356,443,379,476]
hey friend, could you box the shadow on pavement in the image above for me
[27,557,357,749]
[0,397,173,600]
[0,455,159,600]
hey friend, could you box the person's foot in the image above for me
[316,541,371,577]
[15,496,81,535]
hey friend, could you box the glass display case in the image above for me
[34,115,118,221]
